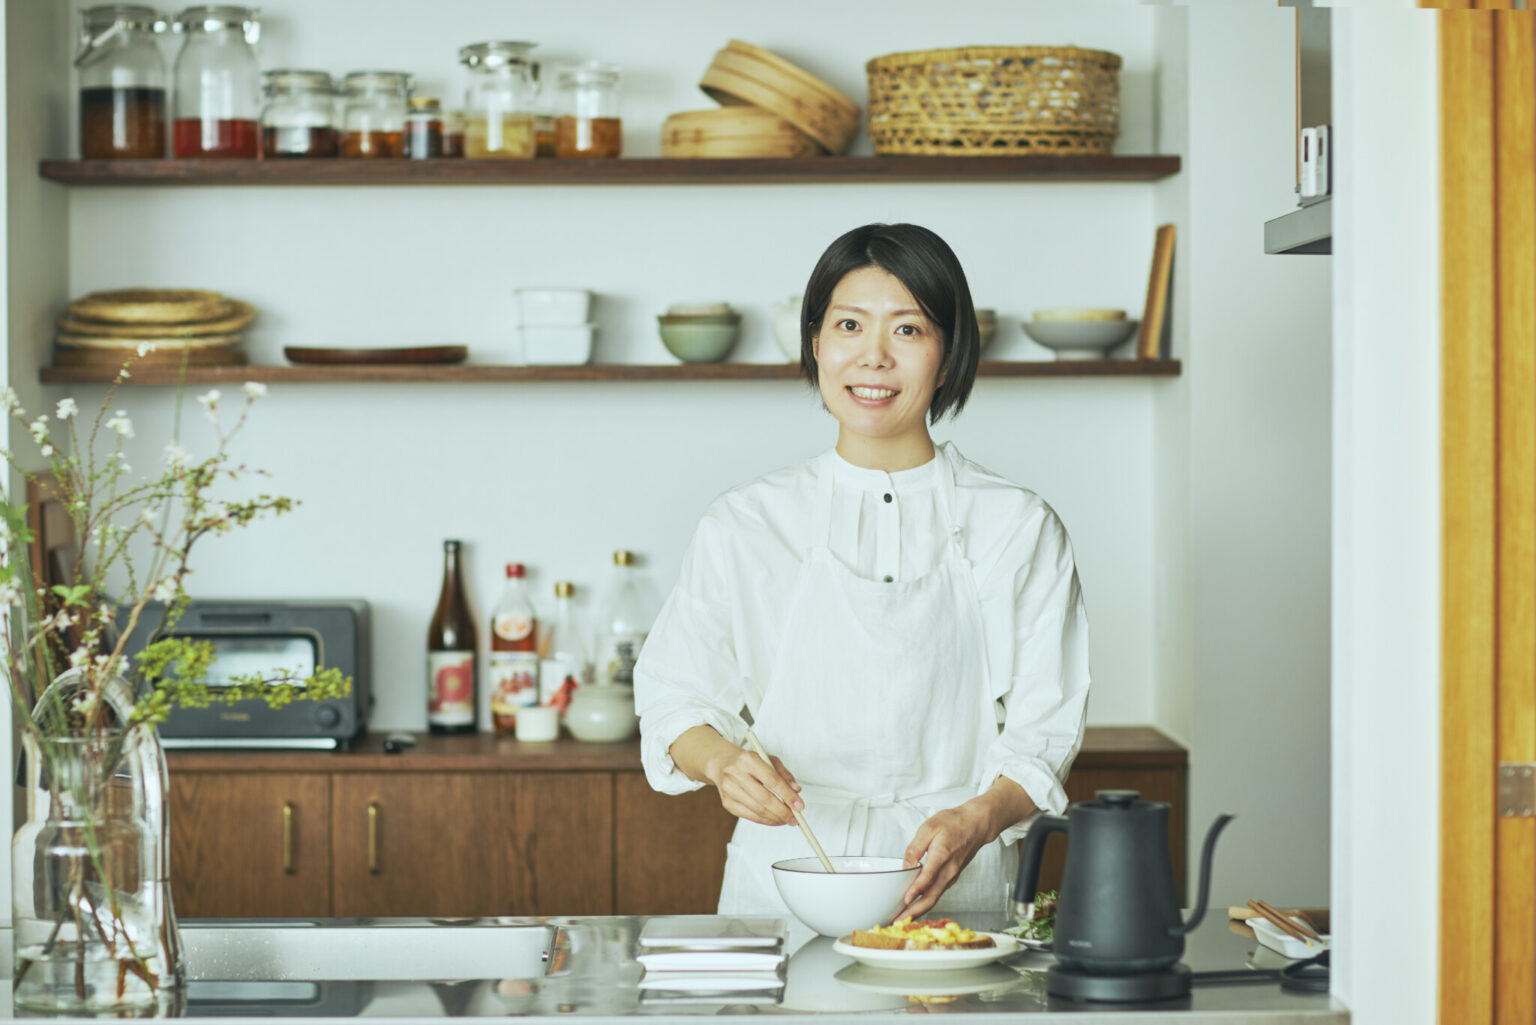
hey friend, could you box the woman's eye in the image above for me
[838,319,859,331]
[896,323,922,336]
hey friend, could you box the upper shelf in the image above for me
[39,359,1182,385]
[38,155,1182,187]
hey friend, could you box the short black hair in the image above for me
[800,223,981,423]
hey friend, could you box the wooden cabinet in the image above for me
[166,728,1185,919]
[168,772,331,918]
[330,772,613,918]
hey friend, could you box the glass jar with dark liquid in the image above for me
[171,5,261,158]
[75,5,169,159]
[260,70,337,158]
[340,71,410,158]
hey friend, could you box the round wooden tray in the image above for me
[284,345,468,366]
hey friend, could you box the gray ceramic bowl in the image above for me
[658,318,741,363]
[1021,318,1139,360]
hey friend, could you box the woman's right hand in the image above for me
[709,746,803,826]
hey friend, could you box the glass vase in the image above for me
[12,672,183,1015]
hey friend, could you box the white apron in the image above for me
[718,450,1015,917]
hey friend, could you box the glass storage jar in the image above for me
[402,96,443,159]
[339,70,410,158]
[76,5,169,159]
[459,41,538,158]
[171,4,260,158]
[259,69,336,158]
[443,108,465,157]
[555,61,621,158]
[530,61,556,157]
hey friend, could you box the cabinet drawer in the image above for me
[169,772,331,918]
[614,775,736,915]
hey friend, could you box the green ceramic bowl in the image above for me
[657,318,740,363]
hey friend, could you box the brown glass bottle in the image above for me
[427,539,478,733]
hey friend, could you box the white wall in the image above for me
[1329,12,1440,1023]
[56,0,1173,735]
[1182,8,1333,909]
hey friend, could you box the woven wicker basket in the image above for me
[866,45,1121,156]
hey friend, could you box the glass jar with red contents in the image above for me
[75,5,170,159]
[171,5,260,158]
[260,70,336,158]
[340,71,410,158]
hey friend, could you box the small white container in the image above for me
[515,705,559,742]
[515,288,592,325]
[520,324,595,365]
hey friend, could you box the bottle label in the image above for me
[493,611,534,644]
[490,651,541,716]
[596,632,646,686]
[428,651,476,726]
[539,655,583,706]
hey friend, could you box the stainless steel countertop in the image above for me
[1,914,1349,1022]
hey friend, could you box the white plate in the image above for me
[831,932,1020,971]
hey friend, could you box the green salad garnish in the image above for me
[1006,890,1058,943]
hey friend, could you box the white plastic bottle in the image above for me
[539,580,589,709]
[594,550,655,686]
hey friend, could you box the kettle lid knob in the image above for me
[1096,789,1141,807]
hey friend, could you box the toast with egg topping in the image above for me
[848,917,995,951]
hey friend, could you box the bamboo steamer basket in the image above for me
[662,108,819,158]
[865,45,1121,156]
[66,288,229,324]
[58,299,256,338]
[699,39,861,154]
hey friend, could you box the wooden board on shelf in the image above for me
[39,359,1182,385]
[38,155,1181,187]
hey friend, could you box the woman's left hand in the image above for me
[896,804,995,920]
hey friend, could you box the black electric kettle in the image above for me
[1013,790,1234,976]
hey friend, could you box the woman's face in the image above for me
[813,266,944,458]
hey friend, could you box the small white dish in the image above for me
[1021,319,1139,360]
[830,932,1020,971]
[1248,916,1329,960]
[519,323,594,365]
[515,288,592,325]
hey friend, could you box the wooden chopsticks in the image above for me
[744,729,836,873]
[1248,899,1323,945]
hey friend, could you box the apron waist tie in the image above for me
[797,782,977,856]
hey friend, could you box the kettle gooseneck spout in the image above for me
[1171,812,1235,937]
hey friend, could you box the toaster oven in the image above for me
[118,600,372,750]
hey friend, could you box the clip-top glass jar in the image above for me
[459,41,538,159]
[555,61,622,159]
[171,5,261,158]
[76,5,169,159]
[260,70,336,158]
[340,71,410,158]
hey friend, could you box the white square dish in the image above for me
[519,323,594,365]
[515,288,593,326]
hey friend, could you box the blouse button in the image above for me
[883,574,894,583]
[883,493,893,503]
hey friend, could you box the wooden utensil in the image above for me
[743,729,835,873]
[1246,899,1317,946]
[1252,898,1323,941]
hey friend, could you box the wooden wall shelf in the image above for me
[38,154,1181,187]
[40,359,1182,385]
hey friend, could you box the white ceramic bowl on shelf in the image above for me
[1021,318,1138,360]
[771,856,918,937]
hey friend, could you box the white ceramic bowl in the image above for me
[1021,318,1139,360]
[771,856,918,937]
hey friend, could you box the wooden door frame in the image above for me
[1439,10,1536,1025]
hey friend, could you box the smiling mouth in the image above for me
[848,386,899,401]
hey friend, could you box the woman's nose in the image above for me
[856,331,892,368]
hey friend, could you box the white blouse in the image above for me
[633,442,1091,843]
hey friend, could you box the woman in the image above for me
[634,223,1089,919]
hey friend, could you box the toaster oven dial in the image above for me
[315,705,341,729]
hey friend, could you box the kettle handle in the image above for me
[1012,814,1069,908]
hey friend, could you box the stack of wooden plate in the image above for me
[55,289,253,368]
[661,39,861,158]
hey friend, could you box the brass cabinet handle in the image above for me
[282,802,295,875]
[367,802,380,874]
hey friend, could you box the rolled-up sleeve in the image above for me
[634,516,748,795]
[979,511,1091,844]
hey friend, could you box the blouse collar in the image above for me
[824,445,945,494]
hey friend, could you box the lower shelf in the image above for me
[40,359,1182,385]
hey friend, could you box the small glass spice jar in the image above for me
[402,96,443,159]
[555,61,621,159]
[260,69,337,158]
[339,70,410,158]
[76,4,169,159]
